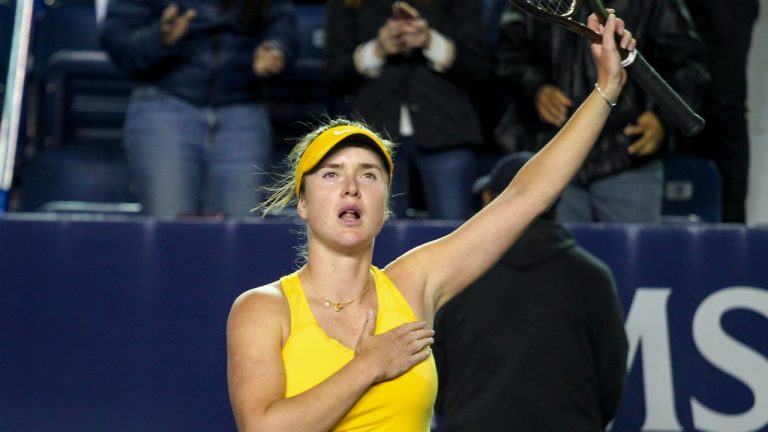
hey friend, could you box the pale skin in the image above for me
[160,3,197,46]
[373,2,437,58]
[159,3,284,78]
[357,1,454,74]
[253,42,286,78]
[227,13,635,432]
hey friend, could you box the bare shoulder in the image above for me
[228,281,290,342]
[383,240,435,289]
[231,281,287,316]
[384,251,421,291]
[232,281,286,310]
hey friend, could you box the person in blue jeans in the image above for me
[325,0,490,220]
[496,0,708,223]
[100,0,297,216]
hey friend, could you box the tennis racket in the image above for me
[508,0,705,137]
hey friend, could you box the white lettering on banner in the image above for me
[691,287,768,432]
[625,288,683,431]
[624,288,768,432]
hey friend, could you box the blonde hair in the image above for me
[254,117,397,217]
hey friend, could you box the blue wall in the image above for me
[1,216,767,431]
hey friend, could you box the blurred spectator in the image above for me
[681,0,760,223]
[433,152,628,431]
[325,0,490,220]
[100,0,297,217]
[496,1,709,223]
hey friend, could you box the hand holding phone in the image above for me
[392,1,418,20]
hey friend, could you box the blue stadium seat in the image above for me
[20,49,137,211]
[662,154,722,223]
[18,145,135,212]
[17,0,139,212]
[32,0,101,76]
[38,49,135,148]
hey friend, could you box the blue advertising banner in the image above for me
[573,224,768,432]
[0,216,766,431]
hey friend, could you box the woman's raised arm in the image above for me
[386,13,636,317]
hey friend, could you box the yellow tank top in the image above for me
[280,266,437,431]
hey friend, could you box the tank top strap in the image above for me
[370,266,418,323]
[279,271,314,331]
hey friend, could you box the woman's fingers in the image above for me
[586,12,634,50]
[411,346,433,363]
[601,13,618,50]
[408,329,435,349]
[621,29,636,52]
[390,322,434,355]
[586,11,601,33]
[394,320,427,336]
[358,321,434,382]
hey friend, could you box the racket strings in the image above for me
[529,0,577,16]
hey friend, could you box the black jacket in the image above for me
[497,0,709,181]
[325,0,489,152]
[434,219,628,431]
[100,0,298,106]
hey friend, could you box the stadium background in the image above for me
[1,1,767,431]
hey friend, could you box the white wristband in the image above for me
[621,49,637,68]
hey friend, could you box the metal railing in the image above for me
[0,0,34,212]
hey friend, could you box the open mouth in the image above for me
[339,206,361,221]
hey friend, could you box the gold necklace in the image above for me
[307,270,373,312]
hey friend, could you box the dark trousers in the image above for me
[685,0,760,222]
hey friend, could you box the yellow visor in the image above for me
[294,125,394,197]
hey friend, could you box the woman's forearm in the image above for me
[234,357,376,432]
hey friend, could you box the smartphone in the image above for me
[392,1,417,20]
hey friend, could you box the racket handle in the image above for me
[625,50,705,137]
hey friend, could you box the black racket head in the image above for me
[508,0,599,42]
[519,0,582,18]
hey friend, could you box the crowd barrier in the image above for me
[1,215,766,431]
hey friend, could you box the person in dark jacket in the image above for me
[100,0,297,216]
[433,152,629,431]
[681,0,760,222]
[325,0,490,220]
[496,0,709,222]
